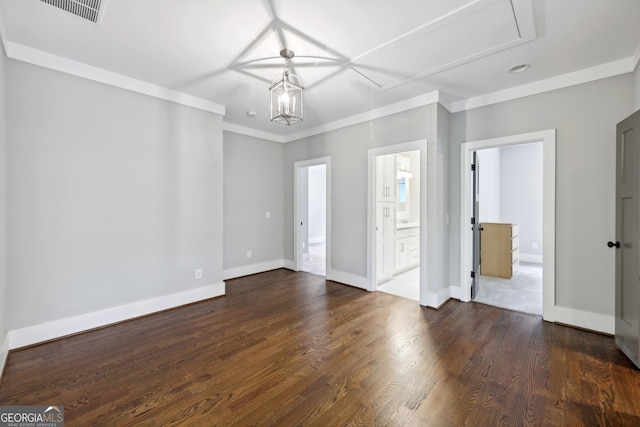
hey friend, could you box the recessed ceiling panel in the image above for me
[352,0,529,90]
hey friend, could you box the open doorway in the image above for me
[460,129,556,322]
[472,143,543,315]
[294,158,330,276]
[374,149,421,301]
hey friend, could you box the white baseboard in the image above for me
[0,332,8,379]
[546,305,614,335]
[439,285,614,335]
[8,282,226,350]
[422,286,452,309]
[326,269,369,290]
[520,253,543,264]
[283,259,296,271]
[223,260,286,280]
[450,284,464,301]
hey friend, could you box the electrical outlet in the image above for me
[195,268,203,279]
[247,250,252,259]
[265,211,270,219]
[532,243,538,250]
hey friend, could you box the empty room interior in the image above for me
[1,0,640,425]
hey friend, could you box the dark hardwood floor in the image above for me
[1,269,639,426]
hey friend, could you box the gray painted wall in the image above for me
[223,131,284,270]
[7,61,224,330]
[283,107,433,278]
[449,74,634,316]
[308,164,326,244]
[0,46,8,353]
[635,65,640,111]
[477,148,501,223]
[283,104,450,294]
[500,143,543,258]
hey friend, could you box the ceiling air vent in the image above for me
[39,0,103,24]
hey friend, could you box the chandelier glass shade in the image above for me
[270,49,304,126]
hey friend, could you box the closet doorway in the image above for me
[460,130,556,322]
[294,158,331,276]
[472,143,543,315]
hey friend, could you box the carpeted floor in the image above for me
[475,262,542,316]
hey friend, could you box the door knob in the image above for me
[607,241,620,249]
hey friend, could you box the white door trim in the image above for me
[367,140,427,303]
[460,130,556,322]
[294,157,332,276]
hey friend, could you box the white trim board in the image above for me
[460,129,558,323]
[8,282,225,349]
[451,57,636,112]
[366,140,448,308]
[293,157,332,276]
[2,34,635,145]
[5,42,226,117]
[223,260,286,280]
[0,333,8,379]
[327,269,368,290]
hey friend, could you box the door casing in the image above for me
[294,157,331,275]
[367,140,427,304]
[460,130,556,322]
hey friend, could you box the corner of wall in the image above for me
[634,61,640,111]
[0,334,7,379]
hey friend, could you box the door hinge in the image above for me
[471,164,476,171]
[471,271,476,278]
[471,217,476,225]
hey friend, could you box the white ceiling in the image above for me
[1,0,639,140]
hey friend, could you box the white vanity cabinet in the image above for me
[395,226,419,273]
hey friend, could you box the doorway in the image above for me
[460,130,556,322]
[294,158,331,276]
[369,144,424,302]
[472,143,543,315]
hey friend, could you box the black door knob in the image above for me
[607,241,621,249]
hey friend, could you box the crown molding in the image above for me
[451,56,636,112]
[281,91,443,143]
[633,39,640,71]
[223,122,285,143]
[5,41,226,116]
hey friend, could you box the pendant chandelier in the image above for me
[269,48,304,126]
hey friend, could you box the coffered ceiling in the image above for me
[0,0,639,141]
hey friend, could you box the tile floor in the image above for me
[377,268,420,301]
[301,241,326,276]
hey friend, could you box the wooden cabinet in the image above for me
[480,223,519,279]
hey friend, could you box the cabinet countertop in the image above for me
[396,222,420,230]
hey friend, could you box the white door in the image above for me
[614,110,640,368]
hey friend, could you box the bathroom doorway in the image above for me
[374,149,421,301]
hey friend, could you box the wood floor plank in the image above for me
[1,269,640,426]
